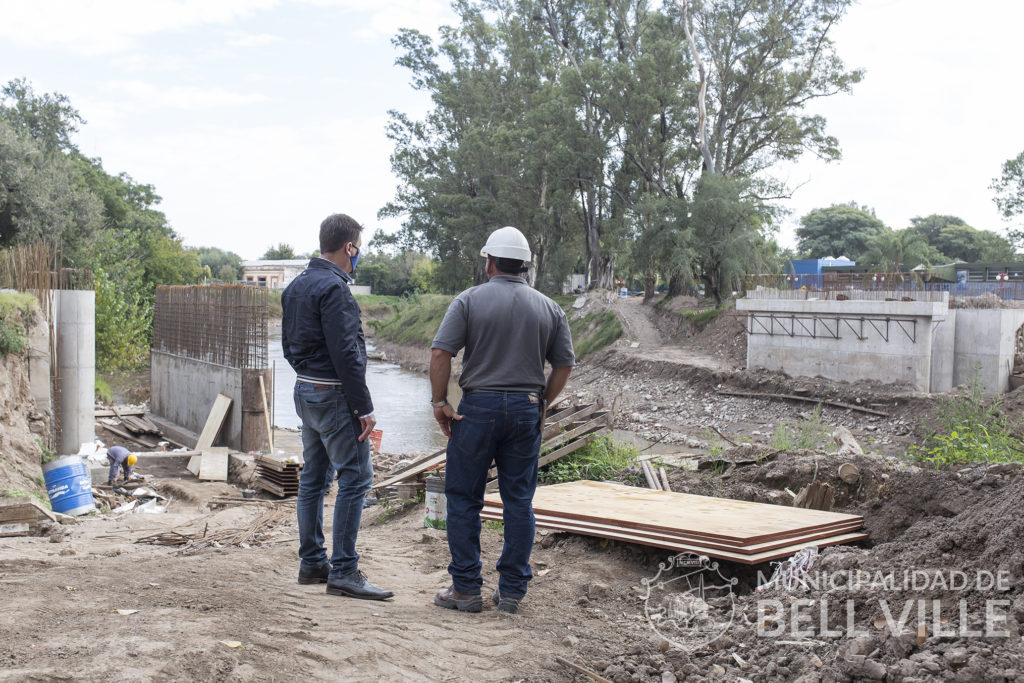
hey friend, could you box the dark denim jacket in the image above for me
[281,258,373,417]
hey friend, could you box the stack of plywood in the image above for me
[254,454,302,497]
[480,481,866,564]
[372,403,611,495]
[0,497,57,537]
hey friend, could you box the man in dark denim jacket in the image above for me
[282,213,393,601]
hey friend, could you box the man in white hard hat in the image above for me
[429,226,575,614]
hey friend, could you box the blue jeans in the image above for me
[445,391,542,598]
[294,382,372,578]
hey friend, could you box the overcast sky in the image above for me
[1,0,1021,259]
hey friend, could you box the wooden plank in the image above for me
[479,509,867,564]
[254,454,302,472]
[483,481,863,547]
[195,394,233,450]
[186,455,201,477]
[94,409,146,418]
[100,423,158,448]
[254,478,296,497]
[0,522,31,538]
[372,448,447,491]
[716,389,889,417]
[543,404,600,439]
[0,497,55,522]
[481,507,863,554]
[541,414,609,453]
[486,430,606,484]
[198,449,229,481]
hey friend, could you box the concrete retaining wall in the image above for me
[951,309,1024,393]
[150,351,270,451]
[739,294,1024,394]
[737,297,946,392]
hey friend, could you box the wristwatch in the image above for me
[430,399,448,408]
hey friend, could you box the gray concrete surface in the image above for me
[56,290,95,453]
[150,350,244,449]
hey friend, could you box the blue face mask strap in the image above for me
[350,245,360,272]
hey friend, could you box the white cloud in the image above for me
[95,117,399,256]
[228,32,283,47]
[0,0,280,55]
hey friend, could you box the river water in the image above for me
[268,330,451,455]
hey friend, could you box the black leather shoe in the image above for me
[326,570,394,601]
[297,561,330,585]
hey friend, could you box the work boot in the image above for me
[492,587,521,614]
[297,561,331,585]
[434,585,482,612]
[326,570,394,601]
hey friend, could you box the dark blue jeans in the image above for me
[445,391,542,598]
[294,382,373,578]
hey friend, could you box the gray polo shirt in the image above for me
[432,275,575,393]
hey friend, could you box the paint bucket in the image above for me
[369,429,383,453]
[42,456,95,516]
[424,475,446,530]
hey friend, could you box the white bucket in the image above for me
[424,475,446,530]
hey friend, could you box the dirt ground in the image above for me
[7,292,1024,681]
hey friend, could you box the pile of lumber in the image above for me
[254,454,302,497]
[0,497,57,537]
[372,402,611,495]
[96,408,167,449]
[480,481,867,564]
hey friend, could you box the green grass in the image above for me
[540,435,642,485]
[910,376,1024,468]
[95,375,114,404]
[482,520,504,533]
[0,291,36,356]
[771,406,833,451]
[354,294,402,319]
[268,290,283,318]
[569,310,623,358]
[2,489,51,509]
[368,293,454,346]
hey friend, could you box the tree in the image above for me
[796,204,887,258]
[690,174,764,304]
[0,78,84,153]
[858,228,934,273]
[992,151,1024,220]
[262,243,296,260]
[0,119,102,252]
[680,0,862,178]
[191,246,243,282]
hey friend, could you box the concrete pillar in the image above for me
[56,290,95,454]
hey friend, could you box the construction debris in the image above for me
[480,480,866,564]
[0,497,57,536]
[793,481,836,511]
[134,507,290,552]
[254,454,302,497]
[373,403,612,496]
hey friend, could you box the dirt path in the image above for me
[0,488,670,682]
[607,296,667,348]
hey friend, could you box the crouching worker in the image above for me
[106,445,138,486]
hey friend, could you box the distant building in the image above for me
[789,257,856,275]
[241,259,373,294]
[241,260,308,289]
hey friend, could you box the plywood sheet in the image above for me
[195,394,233,450]
[483,481,863,546]
[479,509,866,564]
[198,449,229,481]
[186,455,201,476]
[481,507,863,555]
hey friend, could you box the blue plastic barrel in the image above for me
[42,456,95,516]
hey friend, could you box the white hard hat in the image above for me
[480,226,532,263]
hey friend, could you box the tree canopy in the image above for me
[383,0,860,294]
[796,204,887,259]
[992,151,1024,220]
